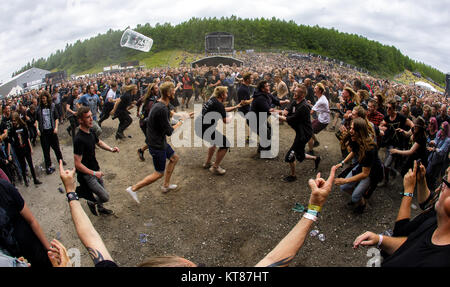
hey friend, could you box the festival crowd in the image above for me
[0,52,449,267]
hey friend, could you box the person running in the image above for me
[278,84,321,182]
[78,84,102,137]
[308,83,330,155]
[181,72,194,109]
[195,86,241,175]
[136,83,159,161]
[98,82,118,127]
[7,112,42,186]
[35,91,66,175]
[125,82,184,204]
[74,106,119,216]
[110,84,137,140]
[250,80,289,156]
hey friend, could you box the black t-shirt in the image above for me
[1,116,12,134]
[8,125,30,151]
[26,109,36,127]
[67,94,78,113]
[0,179,51,266]
[195,76,206,88]
[200,97,226,132]
[146,102,173,150]
[382,216,450,267]
[237,84,251,114]
[350,142,383,180]
[95,260,119,267]
[74,129,100,171]
[383,113,408,146]
[116,92,133,113]
[286,99,313,143]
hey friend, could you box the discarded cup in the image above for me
[120,29,153,52]
[139,233,148,243]
[310,229,319,237]
[318,234,325,242]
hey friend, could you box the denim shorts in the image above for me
[148,145,175,173]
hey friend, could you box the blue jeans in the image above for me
[340,164,371,203]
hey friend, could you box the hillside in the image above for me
[13,16,446,85]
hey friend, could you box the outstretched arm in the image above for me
[58,160,113,265]
[255,166,337,267]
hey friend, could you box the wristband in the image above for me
[303,212,318,222]
[340,160,345,166]
[306,209,319,217]
[67,192,79,202]
[403,192,413,197]
[377,234,383,248]
[93,171,96,176]
[308,204,322,213]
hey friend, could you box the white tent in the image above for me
[7,85,23,97]
[415,81,437,92]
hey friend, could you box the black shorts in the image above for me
[182,89,193,99]
[148,145,175,173]
[199,127,230,150]
[284,134,307,163]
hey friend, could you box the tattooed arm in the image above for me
[59,160,113,265]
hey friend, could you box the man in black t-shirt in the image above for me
[378,100,414,186]
[125,82,185,204]
[74,106,119,216]
[194,72,206,102]
[110,85,136,139]
[195,86,240,175]
[66,86,81,143]
[278,84,321,182]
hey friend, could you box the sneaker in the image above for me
[46,167,55,175]
[126,186,140,204]
[203,162,212,169]
[313,140,320,147]
[161,184,178,193]
[283,175,297,182]
[115,133,125,140]
[87,201,98,216]
[137,149,145,161]
[34,179,42,185]
[97,206,114,215]
[314,156,321,171]
[209,166,226,175]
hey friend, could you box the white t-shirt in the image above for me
[312,95,330,124]
[106,89,116,102]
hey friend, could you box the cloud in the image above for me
[0,0,449,84]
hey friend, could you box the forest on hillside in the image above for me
[13,16,445,85]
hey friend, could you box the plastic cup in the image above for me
[120,29,153,52]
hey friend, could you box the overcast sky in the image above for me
[1,0,449,83]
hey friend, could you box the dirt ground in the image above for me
[20,103,422,267]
